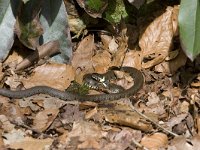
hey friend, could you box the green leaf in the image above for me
[40,0,72,63]
[85,0,105,12]
[0,0,15,61]
[104,0,128,24]
[178,0,200,60]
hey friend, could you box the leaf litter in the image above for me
[0,3,200,150]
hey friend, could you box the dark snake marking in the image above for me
[0,67,144,102]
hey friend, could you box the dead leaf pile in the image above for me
[0,4,199,150]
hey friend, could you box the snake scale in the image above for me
[0,67,143,102]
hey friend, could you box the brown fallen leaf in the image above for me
[162,87,182,99]
[22,63,75,90]
[18,98,41,112]
[139,6,177,68]
[100,34,119,54]
[122,50,142,69]
[141,92,166,117]
[111,36,128,67]
[32,108,59,132]
[191,135,200,150]
[3,129,26,145]
[155,49,187,74]
[72,35,95,72]
[92,50,112,73]
[103,109,153,131]
[0,115,15,132]
[60,104,84,124]
[196,116,200,136]
[180,101,189,113]
[65,121,106,149]
[0,63,4,81]
[0,129,4,148]
[103,128,142,150]
[140,132,168,149]
[72,35,95,83]
[170,135,200,150]
[166,113,188,131]
[9,137,53,150]
[77,138,100,149]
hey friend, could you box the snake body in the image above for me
[0,67,143,102]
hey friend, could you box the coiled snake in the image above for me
[0,67,143,102]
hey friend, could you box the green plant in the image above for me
[178,0,200,60]
[0,0,72,63]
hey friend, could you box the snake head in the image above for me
[91,73,106,83]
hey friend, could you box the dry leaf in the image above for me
[102,128,142,149]
[18,99,40,111]
[100,34,120,54]
[5,72,22,89]
[139,6,177,68]
[3,129,25,145]
[60,104,84,124]
[9,137,53,150]
[191,135,200,150]
[22,63,75,90]
[172,5,179,36]
[3,49,24,70]
[0,63,4,81]
[196,117,200,136]
[111,36,128,67]
[103,110,152,131]
[92,50,112,73]
[162,87,181,98]
[170,137,191,150]
[141,132,168,149]
[0,115,15,132]
[122,50,142,69]
[108,38,119,54]
[77,138,100,149]
[32,108,59,132]
[0,129,4,148]
[147,92,160,106]
[85,107,98,119]
[72,35,95,72]
[180,101,189,113]
[100,34,113,51]
[66,121,106,149]
[166,113,188,130]
[155,49,187,74]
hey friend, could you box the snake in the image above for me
[0,67,143,102]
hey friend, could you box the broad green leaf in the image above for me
[40,0,72,63]
[0,0,15,61]
[77,0,108,18]
[85,0,106,12]
[104,0,128,24]
[178,0,200,60]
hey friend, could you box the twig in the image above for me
[131,138,149,150]
[129,104,179,137]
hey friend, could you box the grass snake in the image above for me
[0,67,143,102]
